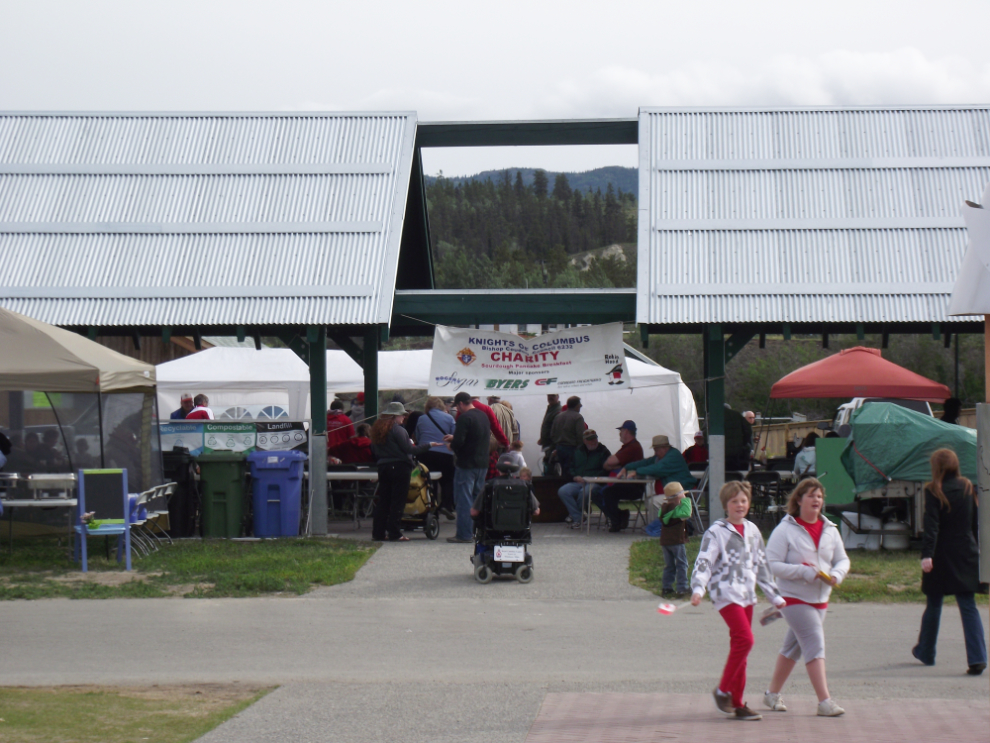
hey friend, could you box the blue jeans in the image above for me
[454,467,487,541]
[555,444,577,479]
[914,592,988,667]
[557,481,589,523]
[662,543,689,592]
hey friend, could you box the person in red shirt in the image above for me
[336,423,373,464]
[184,394,214,420]
[593,420,645,531]
[326,400,355,459]
[683,431,709,464]
[466,398,509,449]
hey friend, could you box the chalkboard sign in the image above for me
[79,469,127,521]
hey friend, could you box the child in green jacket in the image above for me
[660,481,692,597]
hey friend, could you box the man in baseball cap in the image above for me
[591,420,645,532]
[620,433,698,494]
[170,393,194,420]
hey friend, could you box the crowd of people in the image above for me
[335,392,987,723]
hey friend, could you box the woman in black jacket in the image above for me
[912,448,987,675]
[370,402,433,542]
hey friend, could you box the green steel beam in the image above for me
[161,326,172,344]
[724,329,756,364]
[309,326,327,435]
[392,289,637,329]
[416,119,638,148]
[706,324,725,436]
[363,326,380,420]
[327,329,363,366]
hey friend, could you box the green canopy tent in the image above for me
[840,403,977,493]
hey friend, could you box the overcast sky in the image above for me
[3,0,990,176]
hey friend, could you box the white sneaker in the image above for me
[763,691,787,711]
[817,698,845,717]
[564,516,573,523]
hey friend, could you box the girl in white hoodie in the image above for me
[763,477,850,717]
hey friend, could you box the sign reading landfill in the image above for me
[255,421,307,452]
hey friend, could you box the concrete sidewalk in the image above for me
[2,519,987,742]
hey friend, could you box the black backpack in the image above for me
[0,431,11,457]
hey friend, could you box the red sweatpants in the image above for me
[718,603,755,708]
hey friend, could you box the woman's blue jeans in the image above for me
[914,592,987,667]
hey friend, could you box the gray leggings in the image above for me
[780,603,827,663]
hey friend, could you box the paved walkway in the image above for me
[2,517,987,742]
[526,693,989,742]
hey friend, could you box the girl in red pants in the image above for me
[691,481,785,721]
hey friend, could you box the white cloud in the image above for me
[540,48,990,118]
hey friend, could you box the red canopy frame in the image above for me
[769,347,951,402]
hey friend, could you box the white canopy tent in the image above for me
[157,347,700,468]
[157,348,310,420]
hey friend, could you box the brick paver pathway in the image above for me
[525,692,990,743]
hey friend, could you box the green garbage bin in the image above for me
[196,451,248,538]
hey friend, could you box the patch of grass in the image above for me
[0,537,377,599]
[629,538,988,604]
[0,684,271,743]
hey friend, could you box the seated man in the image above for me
[682,431,708,465]
[557,429,611,528]
[591,420,644,532]
[621,434,698,492]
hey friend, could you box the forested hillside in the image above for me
[425,166,638,197]
[426,169,637,289]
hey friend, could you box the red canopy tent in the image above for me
[769,347,951,401]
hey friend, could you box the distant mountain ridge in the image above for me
[425,166,638,197]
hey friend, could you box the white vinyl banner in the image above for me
[429,323,628,396]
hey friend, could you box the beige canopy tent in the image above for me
[0,307,155,392]
[0,308,161,491]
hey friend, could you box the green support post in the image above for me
[706,324,726,522]
[363,326,380,420]
[309,325,328,536]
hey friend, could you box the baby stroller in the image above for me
[471,461,535,583]
[400,461,442,540]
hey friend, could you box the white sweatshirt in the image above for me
[765,514,850,604]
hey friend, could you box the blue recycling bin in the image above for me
[247,450,307,537]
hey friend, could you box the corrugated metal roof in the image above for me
[0,112,417,327]
[638,106,990,325]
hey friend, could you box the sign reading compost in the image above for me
[203,422,256,453]
[429,323,627,396]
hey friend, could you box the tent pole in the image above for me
[97,391,105,468]
[45,392,73,472]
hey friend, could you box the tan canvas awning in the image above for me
[0,307,155,392]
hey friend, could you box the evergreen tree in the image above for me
[533,169,549,199]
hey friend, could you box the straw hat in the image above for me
[663,482,685,497]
